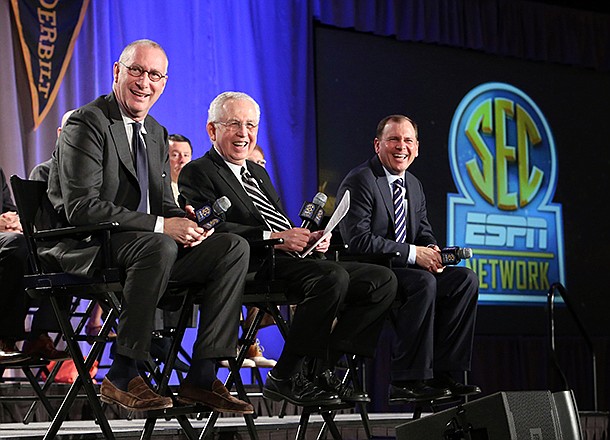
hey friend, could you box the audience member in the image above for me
[247,144,266,167]
[168,133,193,206]
[45,39,252,413]
[0,166,30,364]
[179,91,397,407]
[0,162,71,363]
[337,114,481,402]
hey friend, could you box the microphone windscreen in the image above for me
[313,192,328,207]
[213,196,231,215]
[459,248,473,259]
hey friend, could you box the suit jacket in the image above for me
[337,155,436,267]
[1,167,17,214]
[179,148,294,262]
[45,93,182,275]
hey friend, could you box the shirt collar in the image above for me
[214,145,245,180]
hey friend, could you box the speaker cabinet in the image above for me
[395,390,582,440]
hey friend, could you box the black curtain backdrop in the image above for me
[312,0,610,413]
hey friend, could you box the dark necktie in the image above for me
[393,178,406,243]
[132,122,148,213]
[240,167,292,232]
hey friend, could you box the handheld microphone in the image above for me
[299,192,327,230]
[194,196,231,230]
[441,246,473,265]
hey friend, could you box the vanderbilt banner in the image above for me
[10,0,90,129]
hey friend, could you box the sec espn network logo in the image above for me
[447,83,565,304]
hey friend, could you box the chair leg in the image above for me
[43,295,117,440]
[141,297,200,440]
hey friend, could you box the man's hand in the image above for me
[0,211,23,232]
[415,244,444,273]
[271,228,310,252]
[164,216,208,248]
[310,230,331,254]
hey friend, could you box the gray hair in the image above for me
[207,91,261,124]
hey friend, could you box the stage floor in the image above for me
[0,412,415,439]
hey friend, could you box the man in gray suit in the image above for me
[46,40,252,413]
[338,114,480,403]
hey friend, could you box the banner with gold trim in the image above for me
[10,0,90,129]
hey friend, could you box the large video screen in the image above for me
[314,24,610,328]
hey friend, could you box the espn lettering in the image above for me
[447,83,565,304]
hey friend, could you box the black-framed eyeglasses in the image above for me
[215,120,259,132]
[119,61,167,82]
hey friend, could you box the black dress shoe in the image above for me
[263,371,341,406]
[388,381,452,402]
[0,339,30,365]
[427,373,482,397]
[315,369,370,403]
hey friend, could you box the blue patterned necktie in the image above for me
[132,122,148,213]
[393,178,406,243]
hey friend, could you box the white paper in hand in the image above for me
[298,190,350,258]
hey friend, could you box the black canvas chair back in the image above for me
[10,174,122,440]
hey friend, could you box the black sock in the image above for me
[271,351,303,379]
[106,353,139,391]
[184,358,216,390]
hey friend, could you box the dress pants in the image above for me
[0,232,29,338]
[110,231,248,361]
[389,265,478,382]
[272,256,396,360]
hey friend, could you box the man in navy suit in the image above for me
[338,114,480,402]
[46,40,252,413]
[178,91,397,407]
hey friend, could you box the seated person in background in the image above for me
[179,91,397,406]
[168,133,193,206]
[45,39,252,413]
[30,109,114,342]
[246,144,266,167]
[0,162,70,364]
[337,114,481,402]
[0,166,31,365]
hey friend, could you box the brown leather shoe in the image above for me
[0,339,31,364]
[22,334,71,361]
[177,379,254,414]
[100,376,173,411]
[243,306,275,331]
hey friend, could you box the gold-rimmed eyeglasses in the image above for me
[119,61,167,82]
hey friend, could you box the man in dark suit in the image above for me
[178,91,397,407]
[0,166,30,364]
[337,114,480,402]
[46,40,252,413]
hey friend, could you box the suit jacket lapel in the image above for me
[370,156,394,222]
[106,94,137,180]
[208,149,267,224]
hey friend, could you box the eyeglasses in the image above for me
[119,61,167,82]
[215,120,259,132]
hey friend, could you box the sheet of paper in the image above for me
[298,190,350,258]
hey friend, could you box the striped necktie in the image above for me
[132,122,148,213]
[393,178,406,243]
[241,167,292,232]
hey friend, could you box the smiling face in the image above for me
[112,43,168,122]
[207,98,259,166]
[374,117,419,175]
[169,139,192,182]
